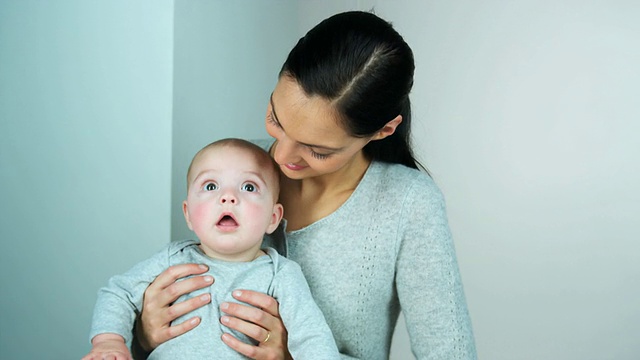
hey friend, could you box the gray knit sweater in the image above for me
[257,139,477,360]
[91,241,340,359]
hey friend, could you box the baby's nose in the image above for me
[219,193,237,204]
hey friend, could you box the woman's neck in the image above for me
[279,152,371,231]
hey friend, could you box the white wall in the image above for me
[300,1,640,359]
[0,1,174,359]
[171,0,299,240]
[2,1,637,359]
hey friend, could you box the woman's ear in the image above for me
[371,115,403,141]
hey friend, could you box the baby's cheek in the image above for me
[245,204,273,228]
[189,203,211,229]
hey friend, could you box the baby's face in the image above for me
[183,146,281,261]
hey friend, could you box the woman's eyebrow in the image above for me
[269,93,344,152]
[269,94,283,126]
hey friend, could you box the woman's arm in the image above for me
[270,260,340,359]
[396,178,477,359]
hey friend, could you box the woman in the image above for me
[134,11,476,360]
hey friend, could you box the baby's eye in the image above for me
[241,182,257,192]
[204,182,218,191]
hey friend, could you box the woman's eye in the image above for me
[241,183,256,192]
[266,112,282,129]
[311,150,330,160]
[204,182,217,191]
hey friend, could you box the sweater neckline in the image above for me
[189,241,276,266]
[286,161,379,236]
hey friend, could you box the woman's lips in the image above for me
[283,163,307,171]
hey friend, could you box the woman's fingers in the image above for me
[148,264,211,303]
[165,315,201,339]
[221,333,263,359]
[220,290,289,360]
[168,292,211,320]
[146,268,212,319]
[221,333,285,360]
[220,312,272,344]
[138,312,204,352]
[233,290,280,316]
[138,263,212,350]
[220,292,282,334]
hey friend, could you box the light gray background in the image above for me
[1,1,638,359]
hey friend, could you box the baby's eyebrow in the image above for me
[191,170,268,186]
[190,170,213,183]
[243,171,268,186]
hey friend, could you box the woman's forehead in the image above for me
[271,78,352,146]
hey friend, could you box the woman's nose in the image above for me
[273,137,301,165]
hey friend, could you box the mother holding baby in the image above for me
[134,11,476,360]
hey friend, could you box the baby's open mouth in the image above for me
[217,214,238,227]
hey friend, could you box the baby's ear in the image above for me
[182,201,193,231]
[266,203,284,234]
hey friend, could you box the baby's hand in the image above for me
[82,333,132,360]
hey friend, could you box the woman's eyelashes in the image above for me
[310,149,330,160]
[268,111,332,160]
[267,112,281,128]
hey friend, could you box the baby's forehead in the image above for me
[190,145,277,183]
[199,145,267,168]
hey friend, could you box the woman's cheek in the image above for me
[266,123,280,140]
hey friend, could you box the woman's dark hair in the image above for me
[280,11,426,172]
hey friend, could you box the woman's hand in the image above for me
[220,290,292,360]
[136,263,213,352]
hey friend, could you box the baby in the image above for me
[83,138,339,359]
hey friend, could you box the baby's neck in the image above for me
[198,244,266,262]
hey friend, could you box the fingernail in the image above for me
[233,290,242,297]
[200,294,210,302]
[198,264,208,270]
[221,302,229,310]
[204,276,213,283]
[190,318,199,325]
[220,316,229,324]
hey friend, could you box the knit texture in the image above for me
[90,240,340,359]
[256,139,477,360]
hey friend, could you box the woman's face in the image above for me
[265,76,371,180]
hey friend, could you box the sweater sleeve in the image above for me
[89,245,171,345]
[395,176,477,359]
[272,259,341,360]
